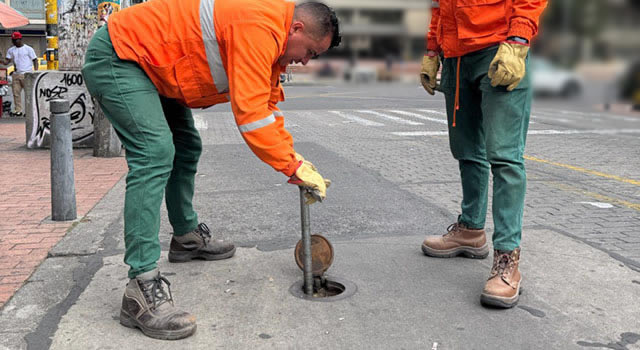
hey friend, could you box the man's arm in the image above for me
[508,0,548,42]
[29,47,38,71]
[224,22,299,176]
[426,0,441,54]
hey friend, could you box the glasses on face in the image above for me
[307,49,319,60]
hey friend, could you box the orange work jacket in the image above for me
[108,0,300,176]
[426,0,547,58]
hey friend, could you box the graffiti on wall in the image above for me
[28,72,95,148]
[58,0,99,70]
[58,0,146,70]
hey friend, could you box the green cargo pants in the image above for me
[440,46,531,251]
[82,26,201,278]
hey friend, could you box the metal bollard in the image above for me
[50,99,77,221]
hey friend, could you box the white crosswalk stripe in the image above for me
[393,131,448,136]
[392,129,640,137]
[387,109,448,125]
[549,109,639,123]
[533,109,639,124]
[417,109,447,116]
[329,110,384,126]
[531,114,571,123]
[356,110,423,125]
[193,114,208,130]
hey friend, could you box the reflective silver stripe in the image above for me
[431,0,439,8]
[273,110,284,117]
[238,113,276,133]
[200,0,229,93]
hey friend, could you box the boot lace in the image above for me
[196,223,212,247]
[490,251,517,285]
[443,223,461,238]
[140,275,174,310]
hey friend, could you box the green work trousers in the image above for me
[440,46,531,251]
[82,26,201,278]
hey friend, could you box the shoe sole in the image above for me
[119,310,196,340]
[168,247,236,263]
[480,277,523,309]
[421,243,490,259]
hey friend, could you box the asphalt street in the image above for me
[1,81,639,349]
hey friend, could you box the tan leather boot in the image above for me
[421,222,489,259]
[169,223,236,263]
[481,248,522,308]
[119,269,197,339]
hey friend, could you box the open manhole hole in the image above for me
[289,276,357,302]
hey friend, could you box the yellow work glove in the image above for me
[488,41,529,91]
[420,53,440,95]
[294,152,315,170]
[288,161,331,204]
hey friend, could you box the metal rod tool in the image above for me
[299,187,313,295]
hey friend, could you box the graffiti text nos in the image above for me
[28,72,95,148]
[38,74,84,102]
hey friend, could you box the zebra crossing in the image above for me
[321,108,640,137]
[195,107,640,137]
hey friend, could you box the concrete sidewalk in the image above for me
[50,231,640,349]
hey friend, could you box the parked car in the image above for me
[530,57,583,97]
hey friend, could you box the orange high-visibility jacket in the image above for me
[108,0,300,176]
[426,0,547,58]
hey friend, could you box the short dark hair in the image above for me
[294,2,341,49]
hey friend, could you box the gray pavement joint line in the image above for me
[47,252,96,258]
[24,211,124,350]
[529,225,640,273]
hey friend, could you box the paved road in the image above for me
[201,82,640,268]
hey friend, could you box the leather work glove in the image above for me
[294,152,315,170]
[288,161,331,205]
[488,41,529,91]
[420,52,440,95]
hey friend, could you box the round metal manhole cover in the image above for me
[294,234,334,276]
[289,276,357,302]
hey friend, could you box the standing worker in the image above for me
[1,31,38,117]
[419,0,547,308]
[82,0,339,340]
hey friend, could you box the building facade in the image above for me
[0,0,47,59]
[323,0,430,60]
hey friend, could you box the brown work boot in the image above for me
[481,248,522,308]
[119,269,197,340]
[168,223,236,263]
[421,222,490,259]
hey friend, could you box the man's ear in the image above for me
[290,21,304,34]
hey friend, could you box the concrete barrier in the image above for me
[25,71,95,149]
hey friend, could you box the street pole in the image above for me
[45,0,58,70]
[50,99,77,221]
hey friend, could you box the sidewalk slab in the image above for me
[50,228,640,349]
